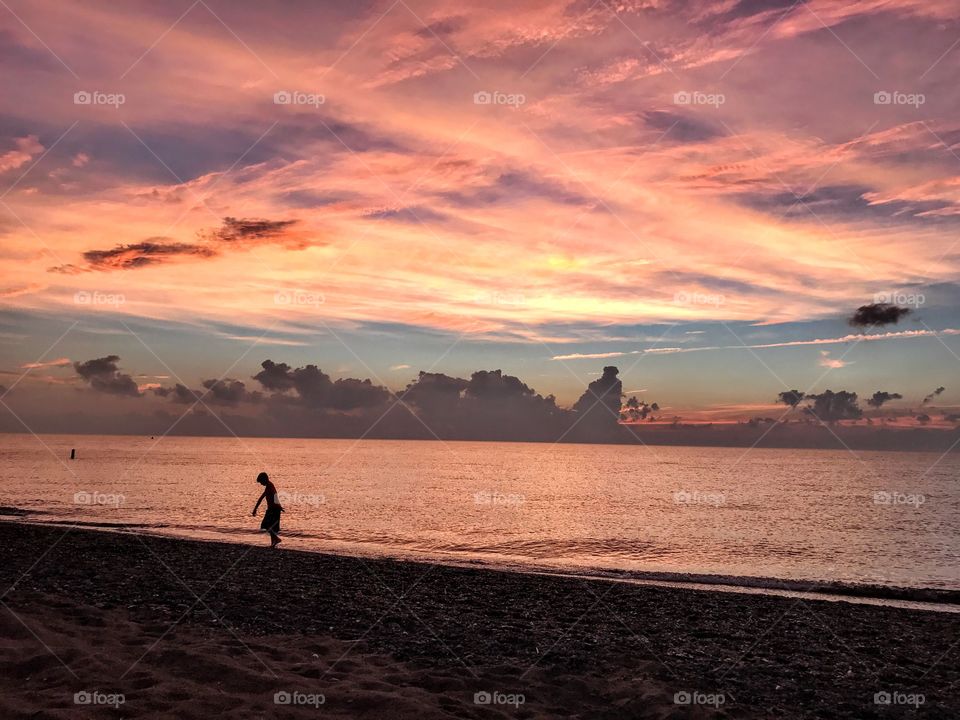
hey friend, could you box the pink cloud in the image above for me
[20,357,71,369]
[0,136,43,173]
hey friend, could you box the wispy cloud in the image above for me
[20,357,71,369]
[552,329,960,360]
[2,0,960,412]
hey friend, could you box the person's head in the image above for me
[256,472,269,486]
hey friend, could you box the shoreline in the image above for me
[6,514,959,611]
[2,521,958,718]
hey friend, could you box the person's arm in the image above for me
[251,490,266,516]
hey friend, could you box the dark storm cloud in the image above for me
[401,368,572,441]
[325,377,392,410]
[465,369,541,400]
[777,388,863,421]
[82,240,215,270]
[201,216,299,245]
[572,366,623,434]
[642,111,724,143]
[251,360,296,392]
[414,16,465,37]
[848,303,911,328]
[401,371,468,414]
[73,355,140,397]
[36,349,957,445]
[154,379,260,406]
[201,378,261,406]
[803,390,862,423]
[867,391,902,408]
[777,390,805,407]
[153,383,200,404]
[252,360,391,410]
[48,217,300,273]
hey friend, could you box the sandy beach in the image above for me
[0,521,957,719]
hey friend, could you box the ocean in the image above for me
[2,433,957,593]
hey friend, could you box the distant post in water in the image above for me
[70,448,76,460]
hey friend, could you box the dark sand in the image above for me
[0,522,957,718]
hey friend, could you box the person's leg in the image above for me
[270,530,281,547]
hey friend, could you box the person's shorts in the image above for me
[260,507,281,533]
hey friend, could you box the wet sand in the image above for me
[0,521,957,718]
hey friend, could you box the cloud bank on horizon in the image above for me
[2,352,954,443]
[1,0,960,416]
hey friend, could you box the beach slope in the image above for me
[0,522,956,718]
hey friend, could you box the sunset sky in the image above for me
[2,0,959,426]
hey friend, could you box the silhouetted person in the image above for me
[252,471,283,547]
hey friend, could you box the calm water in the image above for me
[1,434,958,591]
